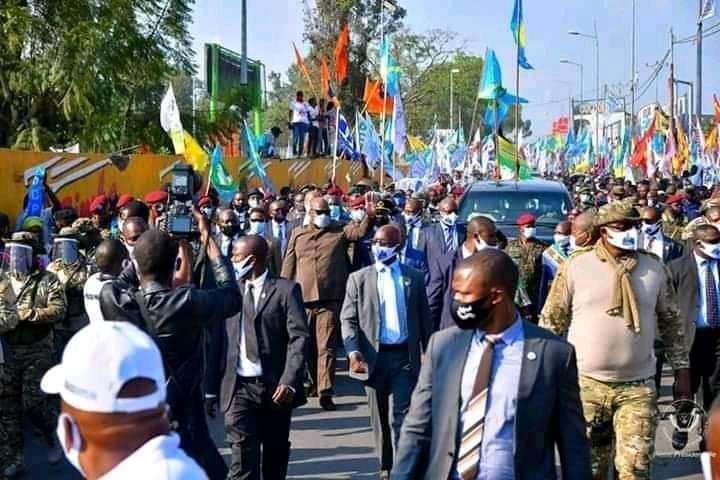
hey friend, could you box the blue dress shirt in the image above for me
[375,261,408,345]
[456,316,524,480]
[694,253,720,329]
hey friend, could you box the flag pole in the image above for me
[514,36,521,182]
[494,99,500,180]
[379,0,386,190]
[332,106,340,182]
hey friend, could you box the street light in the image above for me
[560,59,584,103]
[450,68,461,131]
[569,21,600,151]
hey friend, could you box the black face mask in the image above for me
[450,295,493,330]
[221,224,240,237]
[376,215,390,227]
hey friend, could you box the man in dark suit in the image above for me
[420,197,464,265]
[206,235,309,480]
[669,224,720,449]
[391,250,591,480]
[215,208,244,258]
[246,207,283,277]
[268,199,294,258]
[640,206,684,264]
[401,198,429,254]
[427,216,499,330]
[341,225,432,478]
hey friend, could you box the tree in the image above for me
[0,0,196,151]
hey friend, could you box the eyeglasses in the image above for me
[314,209,330,215]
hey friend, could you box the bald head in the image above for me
[95,239,128,276]
[465,216,498,246]
[374,224,402,246]
[232,235,269,278]
[571,211,598,248]
[404,198,423,216]
[438,197,458,215]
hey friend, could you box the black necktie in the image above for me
[243,283,259,362]
[705,262,720,329]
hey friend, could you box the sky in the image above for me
[189,0,720,138]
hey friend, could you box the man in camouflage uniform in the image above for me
[505,213,547,320]
[661,194,688,242]
[540,203,691,480]
[681,199,720,241]
[72,217,103,273]
[0,232,67,476]
[47,227,89,355]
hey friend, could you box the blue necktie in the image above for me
[705,261,720,329]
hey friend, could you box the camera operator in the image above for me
[128,207,248,480]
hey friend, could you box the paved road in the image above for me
[19,359,705,479]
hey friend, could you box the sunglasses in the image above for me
[314,209,330,215]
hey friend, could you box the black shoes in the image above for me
[319,395,337,411]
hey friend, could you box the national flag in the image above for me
[336,113,359,160]
[407,135,427,152]
[485,101,509,131]
[701,0,715,21]
[319,57,331,99]
[392,92,407,156]
[360,114,383,169]
[691,116,706,165]
[497,135,531,180]
[209,145,237,202]
[478,48,504,100]
[379,38,401,98]
[630,117,656,171]
[706,124,718,153]
[510,0,533,69]
[293,42,316,94]
[654,109,670,135]
[334,23,350,83]
[363,78,394,115]
[674,123,690,173]
[182,131,209,173]
[160,84,185,154]
[243,120,274,192]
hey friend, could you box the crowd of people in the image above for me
[4,169,720,479]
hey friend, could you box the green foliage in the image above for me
[0,0,196,151]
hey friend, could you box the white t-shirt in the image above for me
[100,433,207,480]
[290,100,309,124]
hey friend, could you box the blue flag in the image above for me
[360,114,383,169]
[392,93,407,156]
[510,0,533,70]
[243,120,274,193]
[25,169,46,218]
[380,38,401,98]
[478,48,504,100]
[336,114,360,160]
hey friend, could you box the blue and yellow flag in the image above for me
[510,0,533,70]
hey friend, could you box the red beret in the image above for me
[144,191,168,204]
[349,196,366,209]
[326,185,344,197]
[666,193,684,205]
[116,194,134,209]
[197,195,211,207]
[89,194,107,213]
[516,213,536,226]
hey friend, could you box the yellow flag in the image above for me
[706,126,718,152]
[407,135,427,152]
[182,130,209,173]
[673,124,690,174]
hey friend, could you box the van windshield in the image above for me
[459,191,570,226]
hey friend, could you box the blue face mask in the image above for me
[249,221,266,236]
[372,244,397,264]
[329,205,342,221]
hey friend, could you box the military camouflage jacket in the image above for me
[661,210,688,242]
[505,238,547,306]
[47,258,90,328]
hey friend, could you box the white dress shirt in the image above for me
[100,433,207,480]
[461,244,474,259]
[375,261,408,345]
[406,221,421,250]
[236,270,267,377]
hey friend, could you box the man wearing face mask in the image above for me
[247,188,265,211]
[570,210,599,252]
[340,225,431,478]
[288,192,306,225]
[347,196,375,271]
[40,321,207,479]
[420,197,463,264]
[669,225,720,450]
[126,210,244,479]
[268,199,293,257]
[662,194,689,242]
[392,250,591,480]
[0,232,67,477]
[231,191,250,232]
[538,221,572,312]
[215,208,244,258]
[281,197,372,410]
[540,202,691,480]
[427,216,500,331]
[47,227,90,354]
[247,207,283,277]
[639,206,684,264]
[402,198,427,252]
[206,235,309,480]
[327,195,346,223]
[505,214,547,321]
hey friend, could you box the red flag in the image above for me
[319,57,331,99]
[334,23,350,83]
[363,78,393,115]
[630,116,656,171]
[293,42,317,95]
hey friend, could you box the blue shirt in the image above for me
[456,316,524,480]
[694,253,720,329]
[375,261,408,344]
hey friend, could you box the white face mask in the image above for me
[372,244,397,264]
[579,193,591,203]
[554,234,571,247]
[523,227,537,239]
[117,218,125,234]
[605,227,639,251]
[475,238,499,252]
[350,209,367,223]
[699,241,720,260]
[569,235,578,251]
[232,256,255,280]
[313,214,331,229]
[248,198,261,209]
[441,212,458,226]
[403,212,420,225]
[56,413,85,476]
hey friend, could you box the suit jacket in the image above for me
[266,220,295,258]
[401,245,429,285]
[340,263,432,380]
[669,253,700,350]
[640,233,685,264]
[206,276,310,412]
[426,249,463,331]
[391,321,591,480]
[420,223,465,266]
[281,217,371,303]
[265,236,283,278]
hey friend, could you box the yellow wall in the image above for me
[0,149,366,223]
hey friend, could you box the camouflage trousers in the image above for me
[580,375,658,480]
[0,337,59,465]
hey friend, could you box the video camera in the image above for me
[165,164,198,238]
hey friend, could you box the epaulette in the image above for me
[569,246,593,258]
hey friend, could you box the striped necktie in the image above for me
[457,335,499,480]
[705,261,720,329]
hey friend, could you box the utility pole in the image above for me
[669,29,675,140]
[630,0,636,137]
[240,0,248,85]
[696,0,703,117]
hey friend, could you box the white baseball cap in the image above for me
[41,321,166,414]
